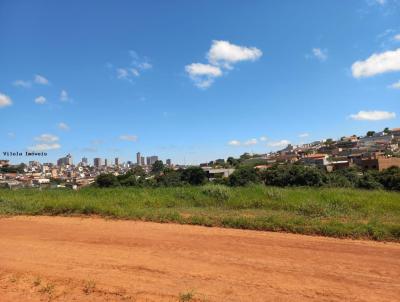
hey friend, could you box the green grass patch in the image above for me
[0,186,399,241]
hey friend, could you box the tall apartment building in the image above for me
[104,159,108,167]
[166,159,172,166]
[81,157,88,165]
[141,156,145,166]
[57,154,73,166]
[136,152,141,165]
[93,158,102,168]
[146,156,158,165]
[115,157,119,166]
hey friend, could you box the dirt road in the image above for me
[0,216,399,301]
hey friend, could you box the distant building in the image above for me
[57,154,72,166]
[93,158,102,168]
[299,154,329,167]
[82,157,88,165]
[115,157,119,166]
[141,156,145,166]
[136,152,141,165]
[104,159,108,167]
[166,159,172,166]
[202,167,235,180]
[354,155,400,171]
[0,160,10,167]
[29,160,40,167]
[358,134,393,147]
[147,156,158,165]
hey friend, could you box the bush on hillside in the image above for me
[228,166,261,186]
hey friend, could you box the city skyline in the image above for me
[1,1,400,165]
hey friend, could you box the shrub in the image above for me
[357,171,383,190]
[263,164,325,187]
[95,173,119,188]
[181,167,207,185]
[228,167,261,186]
[377,166,400,191]
[156,170,183,187]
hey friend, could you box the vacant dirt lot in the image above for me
[0,216,399,301]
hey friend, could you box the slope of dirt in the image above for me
[0,216,399,301]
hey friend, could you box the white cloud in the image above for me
[58,122,70,131]
[0,93,12,108]
[117,68,129,79]
[259,136,268,142]
[351,48,400,78]
[207,40,262,68]
[185,63,223,88]
[228,138,260,146]
[185,63,222,77]
[138,62,152,70]
[119,135,138,142]
[113,50,152,83]
[244,138,258,146]
[35,134,59,142]
[34,74,49,85]
[312,48,328,61]
[228,140,241,146]
[375,0,386,5]
[13,80,31,88]
[130,68,140,77]
[60,89,69,101]
[268,140,291,148]
[394,34,400,41]
[299,133,309,138]
[28,143,61,151]
[389,80,400,89]
[34,96,46,104]
[349,110,396,121]
[186,40,262,88]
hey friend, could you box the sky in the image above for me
[1,0,400,165]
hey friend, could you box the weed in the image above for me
[33,276,41,287]
[9,275,17,283]
[39,283,55,295]
[179,290,194,302]
[83,280,96,294]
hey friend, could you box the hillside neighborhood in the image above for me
[1,127,400,190]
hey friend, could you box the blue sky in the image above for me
[1,0,400,165]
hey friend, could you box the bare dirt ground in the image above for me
[0,216,399,302]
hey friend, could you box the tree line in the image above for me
[95,161,400,191]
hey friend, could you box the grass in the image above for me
[0,185,399,241]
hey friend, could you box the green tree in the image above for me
[156,170,183,187]
[227,157,238,167]
[366,131,375,137]
[151,160,164,174]
[181,167,207,185]
[228,166,260,186]
[131,166,146,177]
[95,173,119,188]
[357,171,382,190]
[262,164,326,187]
[377,166,400,191]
